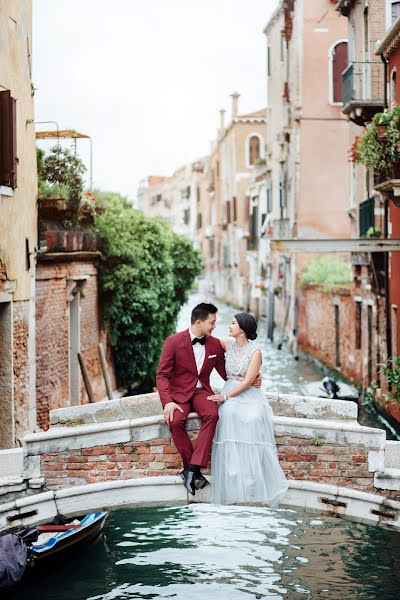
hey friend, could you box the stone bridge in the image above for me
[2,392,400,534]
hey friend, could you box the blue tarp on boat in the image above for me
[0,532,27,589]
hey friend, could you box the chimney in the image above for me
[218,109,226,137]
[231,92,240,119]
[219,108,226,130]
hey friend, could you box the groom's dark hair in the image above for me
[191,303,218,324]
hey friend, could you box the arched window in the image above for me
[331,40,348,104]
[248,135,261,166]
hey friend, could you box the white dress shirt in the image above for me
[189,328,205,388]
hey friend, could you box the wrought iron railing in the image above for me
[342,62,385,105]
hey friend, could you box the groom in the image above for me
[156,303,226,496]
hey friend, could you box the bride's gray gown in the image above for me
[211,339,288,506]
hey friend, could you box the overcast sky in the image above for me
[33,0,278,200]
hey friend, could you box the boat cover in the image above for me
[0,532,27,589]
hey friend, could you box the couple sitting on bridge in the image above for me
[156,302,288,506]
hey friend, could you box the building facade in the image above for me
[0,1,38,447]
[375,13,400,362]
[264,0,351,354]
[334,0,400,393]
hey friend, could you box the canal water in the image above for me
[9,295,400,599]
[11,505,400,600]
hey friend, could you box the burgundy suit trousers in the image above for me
[169,388,219,468]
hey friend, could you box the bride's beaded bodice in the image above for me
[225,339,259,380]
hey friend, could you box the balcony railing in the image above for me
[374,160,400,190]
[342,62,385,125]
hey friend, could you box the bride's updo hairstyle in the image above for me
[235,312,258,341]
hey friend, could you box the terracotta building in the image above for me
[0,1,38,447]
[332,0,400,392]
[213,97,267,307]
[137,161,206,244]
[136,176,175,228]
[263,0,351,355]
[375,14,400,361]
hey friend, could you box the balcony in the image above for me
[374,161,400,197]
[342,62,385,126]
[38,196,99,256]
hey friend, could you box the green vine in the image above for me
[94,194,202,393]
[366,357,400,407]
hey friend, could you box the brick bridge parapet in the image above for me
[2,392,400,533]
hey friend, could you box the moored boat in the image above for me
[0,511,108,589]
[27,511,108,569]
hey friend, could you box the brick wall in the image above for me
[0,260,7,290]
[297,284,386,389]
[39,432,400,501]
[36,259,116,430]
[13,301,30,443]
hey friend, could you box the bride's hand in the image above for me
[207,394,226,403]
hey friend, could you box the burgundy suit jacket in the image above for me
[156,329,227,407]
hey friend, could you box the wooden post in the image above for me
[277,295,291,350]
[77,352,95,403]
[98,343,114,400]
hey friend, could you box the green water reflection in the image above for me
[10,505,400,600]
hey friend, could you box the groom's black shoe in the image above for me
[180,469,196,496]
[194,473,209,490]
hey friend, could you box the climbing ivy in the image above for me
[94,193,202,392]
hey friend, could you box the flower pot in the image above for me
[375,125,387,141]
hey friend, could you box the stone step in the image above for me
[0,448,23,477]
[374,468,400,491]
[384,441,400,468]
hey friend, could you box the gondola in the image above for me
[0,511,108,589]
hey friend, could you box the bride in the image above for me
[208,312,288,506]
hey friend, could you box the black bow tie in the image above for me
[192,336,206,345]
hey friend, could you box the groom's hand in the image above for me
[164,401,184,425]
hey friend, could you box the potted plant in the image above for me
[366,226,382,239]
[354,104,400,178]
[374,111,393,140]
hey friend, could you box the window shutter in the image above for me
[393,2,400,22]
[249,136,260,165]
[332,42,348,103]
[0,91,17,189]
[226,200,231,224]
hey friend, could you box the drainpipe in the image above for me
[380,54,388,110]
[380,53,391,360]
[384,197,392,361]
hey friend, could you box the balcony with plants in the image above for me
[351,105,400,201]
[342,61,385,126]
[37,146,102,254]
